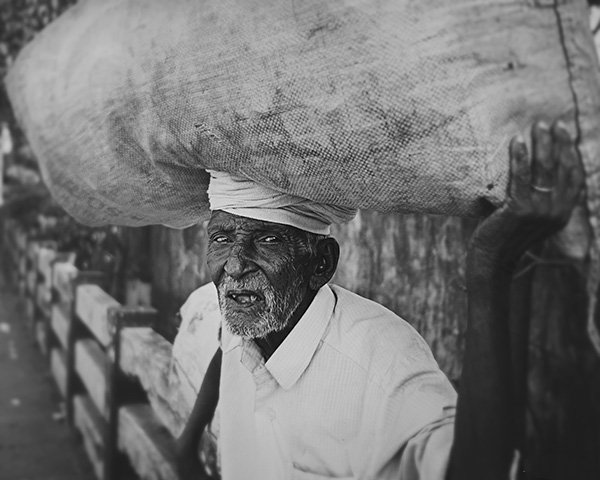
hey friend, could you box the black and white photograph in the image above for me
[0,1,599,479]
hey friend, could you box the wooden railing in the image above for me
[2,222,219,480]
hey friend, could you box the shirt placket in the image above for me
[253,361,289,479]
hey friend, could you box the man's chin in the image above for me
[224,321,272,339]
[222,311,284,339]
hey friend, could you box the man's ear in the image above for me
[309,237,340,290]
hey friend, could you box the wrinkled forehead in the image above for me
[207,210,306,237]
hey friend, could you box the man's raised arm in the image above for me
[448,121,585,479]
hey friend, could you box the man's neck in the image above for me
[253,289,319,361]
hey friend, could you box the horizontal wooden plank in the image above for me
[50,303,70,350]
[75,339,108,416]
[53,262,78,303]
[50,347,67,397]
[118,404,179,480]
[75,284,119,347]
[120,327,193,437]
[74,394,104,480]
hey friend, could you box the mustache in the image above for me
[218,274,271,292]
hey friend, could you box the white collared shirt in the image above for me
[219,284,457,480]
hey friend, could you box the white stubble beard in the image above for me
[218,273,305,339]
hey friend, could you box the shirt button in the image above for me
[267,409,276,420]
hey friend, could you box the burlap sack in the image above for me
[5,0,600,228]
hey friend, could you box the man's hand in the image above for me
[468,120,584,276]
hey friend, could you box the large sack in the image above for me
[5,0,600,227]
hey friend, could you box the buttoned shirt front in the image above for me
[218,284,457,480]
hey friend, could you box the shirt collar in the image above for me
[264,284,335,390]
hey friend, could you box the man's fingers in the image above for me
[552,121,581,214]
[502,121,585,236]
[530,121,558,214]
[531,121,556,191]
[565,154,586,207]
[508,135,531,203]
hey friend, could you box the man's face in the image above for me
[206,210,317,339]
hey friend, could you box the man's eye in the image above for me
[211,235,230,244]
[260,235,279,243]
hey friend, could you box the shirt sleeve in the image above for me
[397,410,455,480]
[349,329,457,480]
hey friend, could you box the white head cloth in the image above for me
[207,170,357,235]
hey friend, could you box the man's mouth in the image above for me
[226,290,264,306]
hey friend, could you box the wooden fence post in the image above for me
[65,271,106,428]
[103,306,158,480]
[44,252,75,362]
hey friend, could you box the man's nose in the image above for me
[223,244,257,280]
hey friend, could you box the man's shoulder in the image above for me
[323,284,439,392]
[327,284,415,335]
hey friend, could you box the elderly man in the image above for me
[177,120,583,480]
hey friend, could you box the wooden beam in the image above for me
[50,303,70,349]
[75,284,120,348]
[120,327,194,437]
[103,307,158,480]
[74,394,105,480]
[65,272,106,429]
[50,347,67,397]
[48,253,76,298]
[53,261,78,304]
[75,339,108,416]
[118,404,179,480]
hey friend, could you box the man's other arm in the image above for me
[175,347,222,480]
[448,121,584,480]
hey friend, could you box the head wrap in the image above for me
[207,170,357,235]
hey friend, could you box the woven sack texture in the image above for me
[5,0,599,228]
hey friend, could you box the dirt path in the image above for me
[0,275,95,480]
